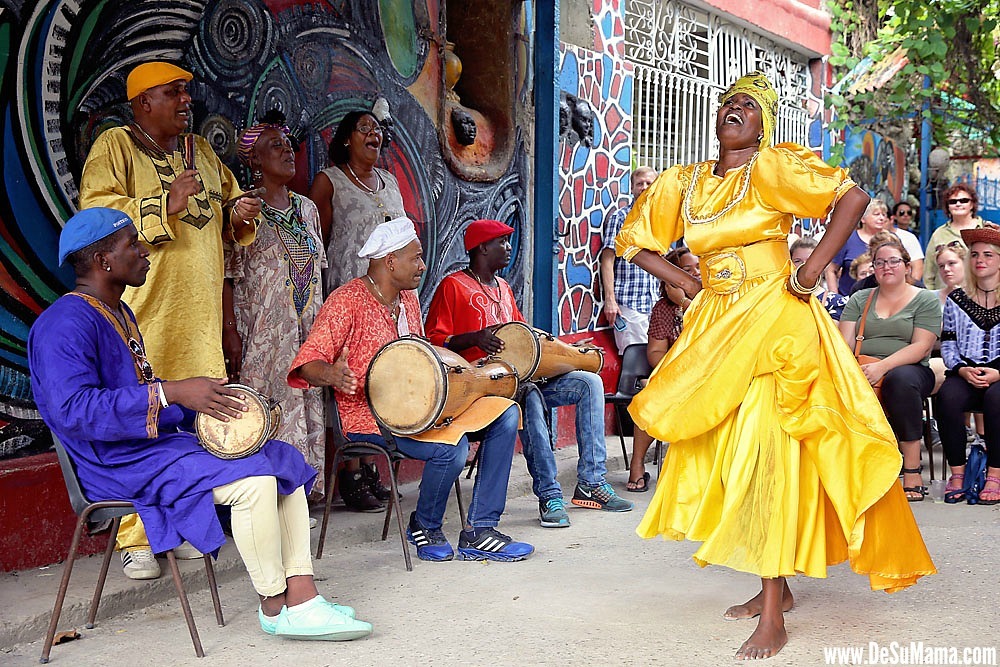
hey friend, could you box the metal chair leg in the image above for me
[386,459,412,571]
[381,459,400,542]
[316,449,345,560]
[40,515,90,663]
[165,551,205,658]
[204,555,224,626]
[454,478,466,524]
[612,403,630,468]
[86,516,121,628]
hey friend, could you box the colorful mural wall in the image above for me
[842,127,908,207]
[555,1,633,336]
[0,0,533,457]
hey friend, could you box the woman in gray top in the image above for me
[309,110,407,296]
[839,240,942,501]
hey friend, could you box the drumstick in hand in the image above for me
[331,346,357,394]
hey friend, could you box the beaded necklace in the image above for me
[683,152,759,225]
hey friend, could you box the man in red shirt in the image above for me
[426,220,633,529]
[288,219,533,562]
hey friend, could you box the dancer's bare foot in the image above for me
[735,616,788,660]
[724,580,793,620]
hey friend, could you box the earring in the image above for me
[757,134,764,142]
[105,265,112,272]
[252,169,263,181]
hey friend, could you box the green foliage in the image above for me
[826,0,1000,165]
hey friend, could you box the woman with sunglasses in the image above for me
[308,109,406,512]
[839,241,942,501]
[309,109,406,296]
[935,227,1000,504]
[889,202,924,280]
[924,184,984,290]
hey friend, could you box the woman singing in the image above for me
[615,72,935,660]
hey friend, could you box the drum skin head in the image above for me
[195,383,272,459]
[492,322,540,381]
[367,339,446,435]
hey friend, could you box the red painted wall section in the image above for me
[0,453,106,572]
[702,0,832,55]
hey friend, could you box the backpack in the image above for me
[962,443,988,505]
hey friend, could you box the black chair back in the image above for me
[616,343,653,397]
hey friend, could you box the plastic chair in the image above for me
[41,433,223,663]
[604,343,655,467]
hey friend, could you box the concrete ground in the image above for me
[2,442,998,667]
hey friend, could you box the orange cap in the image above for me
[126,62,193,100]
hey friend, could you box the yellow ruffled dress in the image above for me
[617,143,935,592]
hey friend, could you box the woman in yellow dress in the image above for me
[616,72,936,660]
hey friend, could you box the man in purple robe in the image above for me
[28,207,372,641]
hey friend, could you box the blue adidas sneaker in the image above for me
[457,527,534,562]
[406,512,455,561]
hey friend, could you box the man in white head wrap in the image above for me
[289,218,535,563]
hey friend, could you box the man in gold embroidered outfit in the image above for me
[79,61,261,579]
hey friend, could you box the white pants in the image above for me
[213,477,313,597]
[612,303,650,355]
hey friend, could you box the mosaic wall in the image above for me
[555,0,633,336]
[0,0,531,457]
[842,127,907,207]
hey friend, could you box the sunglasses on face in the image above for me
[948,197,972,205]
[873,257,905,269]
[354,123,383,136]
[896,210,913,217]
[935,240,963,252]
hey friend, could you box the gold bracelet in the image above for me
[788,266,816,296]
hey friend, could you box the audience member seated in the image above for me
[924,183,985,290]
[288,219,533,561]
[934,227,1000,504]
[624,247,699,492]
[789,238,847,320]
[827,199,890,295]
[425,219,633,529]
[29,208,371,641]
[839,240,942,501]
[928,242,967,393]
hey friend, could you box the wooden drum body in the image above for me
[195,383,282,459]
[367,337,518,435]
[492,322,604,382]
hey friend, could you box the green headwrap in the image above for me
[719,71,778,149]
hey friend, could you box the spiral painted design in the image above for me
[195,0,274,89]
[199,114,238,162]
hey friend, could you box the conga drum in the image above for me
[366,337,518,435]
[195,383,282,459]
[492,322,604,382]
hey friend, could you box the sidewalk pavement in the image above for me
[3,441,999,667]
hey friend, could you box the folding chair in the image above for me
[41,433,223,663]
[315,400,408,569]
[604,343,654,467]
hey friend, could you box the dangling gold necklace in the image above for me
[365,275,399,321]
[465,268,502,304]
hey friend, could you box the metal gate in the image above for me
[626,0,812,170]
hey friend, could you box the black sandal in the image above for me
[625,471,651,493]
[901,465,927,502]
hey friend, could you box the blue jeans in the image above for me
[348,404,519,531]
[519,370,608,501]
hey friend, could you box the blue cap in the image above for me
[58,208,133,266]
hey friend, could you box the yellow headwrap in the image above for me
[719,71,778,149]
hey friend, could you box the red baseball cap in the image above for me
[464,219,514,251]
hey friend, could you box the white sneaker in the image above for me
[309,517,318,529]
[121,548,161,580]
[172,541,203,560]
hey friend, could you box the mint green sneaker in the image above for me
[274,597,372,641]
[259,597,356,635]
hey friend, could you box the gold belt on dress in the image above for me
[701,240,790,295]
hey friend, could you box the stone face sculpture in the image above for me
[451,107,478,146]
[559,91,571,140]
[570,97,595,148]
[559,93,594,147]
